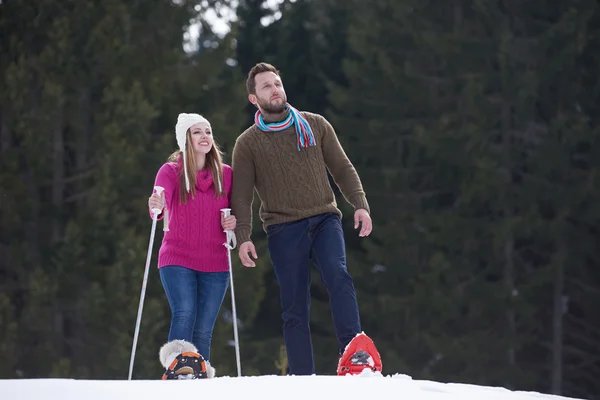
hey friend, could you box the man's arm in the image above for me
[319,115,370,213]
[231,135,256,244]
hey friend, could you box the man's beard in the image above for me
[257,96,287,114]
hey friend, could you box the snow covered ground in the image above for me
[0,371,583,400]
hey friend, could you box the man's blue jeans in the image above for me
[266,212,361,375]
[159,266,229,361]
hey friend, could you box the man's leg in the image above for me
[309,213,362,354]
[267,219,313,375]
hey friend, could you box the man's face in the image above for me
[249,71,287,113]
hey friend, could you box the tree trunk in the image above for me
[500,29,516,367]
[501,71,516,367]
[75,86,91,204]
[453,0,462,37]
[0,112,9,154]
[551,239,565,394]
[51,96,66,356]
[52,99,65,243]
[504,232,516,366]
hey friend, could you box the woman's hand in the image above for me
[148,192,164,213]
[221,214,236,231]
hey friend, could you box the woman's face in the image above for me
[189,121,213,154]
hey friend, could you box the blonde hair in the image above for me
[168,128,225,204]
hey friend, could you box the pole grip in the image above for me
[152,186,165,218]
[221,208,236,249]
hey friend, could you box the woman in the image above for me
[148,113,236,378]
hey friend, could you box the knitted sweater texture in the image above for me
[231,110,369,244]
[151,162,232,272]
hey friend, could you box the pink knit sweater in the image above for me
[150,162,232,272]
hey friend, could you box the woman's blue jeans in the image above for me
[159,265,229,361]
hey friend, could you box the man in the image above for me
[231,62,379,376]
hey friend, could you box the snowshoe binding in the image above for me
[337,332,382,376]
[159,340,208,380]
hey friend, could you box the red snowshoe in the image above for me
[337,332,382,376]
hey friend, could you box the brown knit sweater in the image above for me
[230,109,370,244]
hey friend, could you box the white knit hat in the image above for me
[175,113,210,192]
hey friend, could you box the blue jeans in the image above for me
[266,212,361,375]
[159,266,229,361]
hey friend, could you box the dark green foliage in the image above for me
[325,0,600,397]
[1,0,599,399]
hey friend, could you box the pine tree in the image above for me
[326,0,600,396]
[0,0,218,378]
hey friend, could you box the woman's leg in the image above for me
[192,271,230,361]
[159,265,198,343]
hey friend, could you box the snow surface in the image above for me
[0,370,583,400]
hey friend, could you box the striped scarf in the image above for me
[254,103,316,151]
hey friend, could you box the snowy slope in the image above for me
[0,371,584,400]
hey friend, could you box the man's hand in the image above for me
[354,208,372,237]
[239,241,258,267]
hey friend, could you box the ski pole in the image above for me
[221,208,241,377]
[128,186,164,380]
